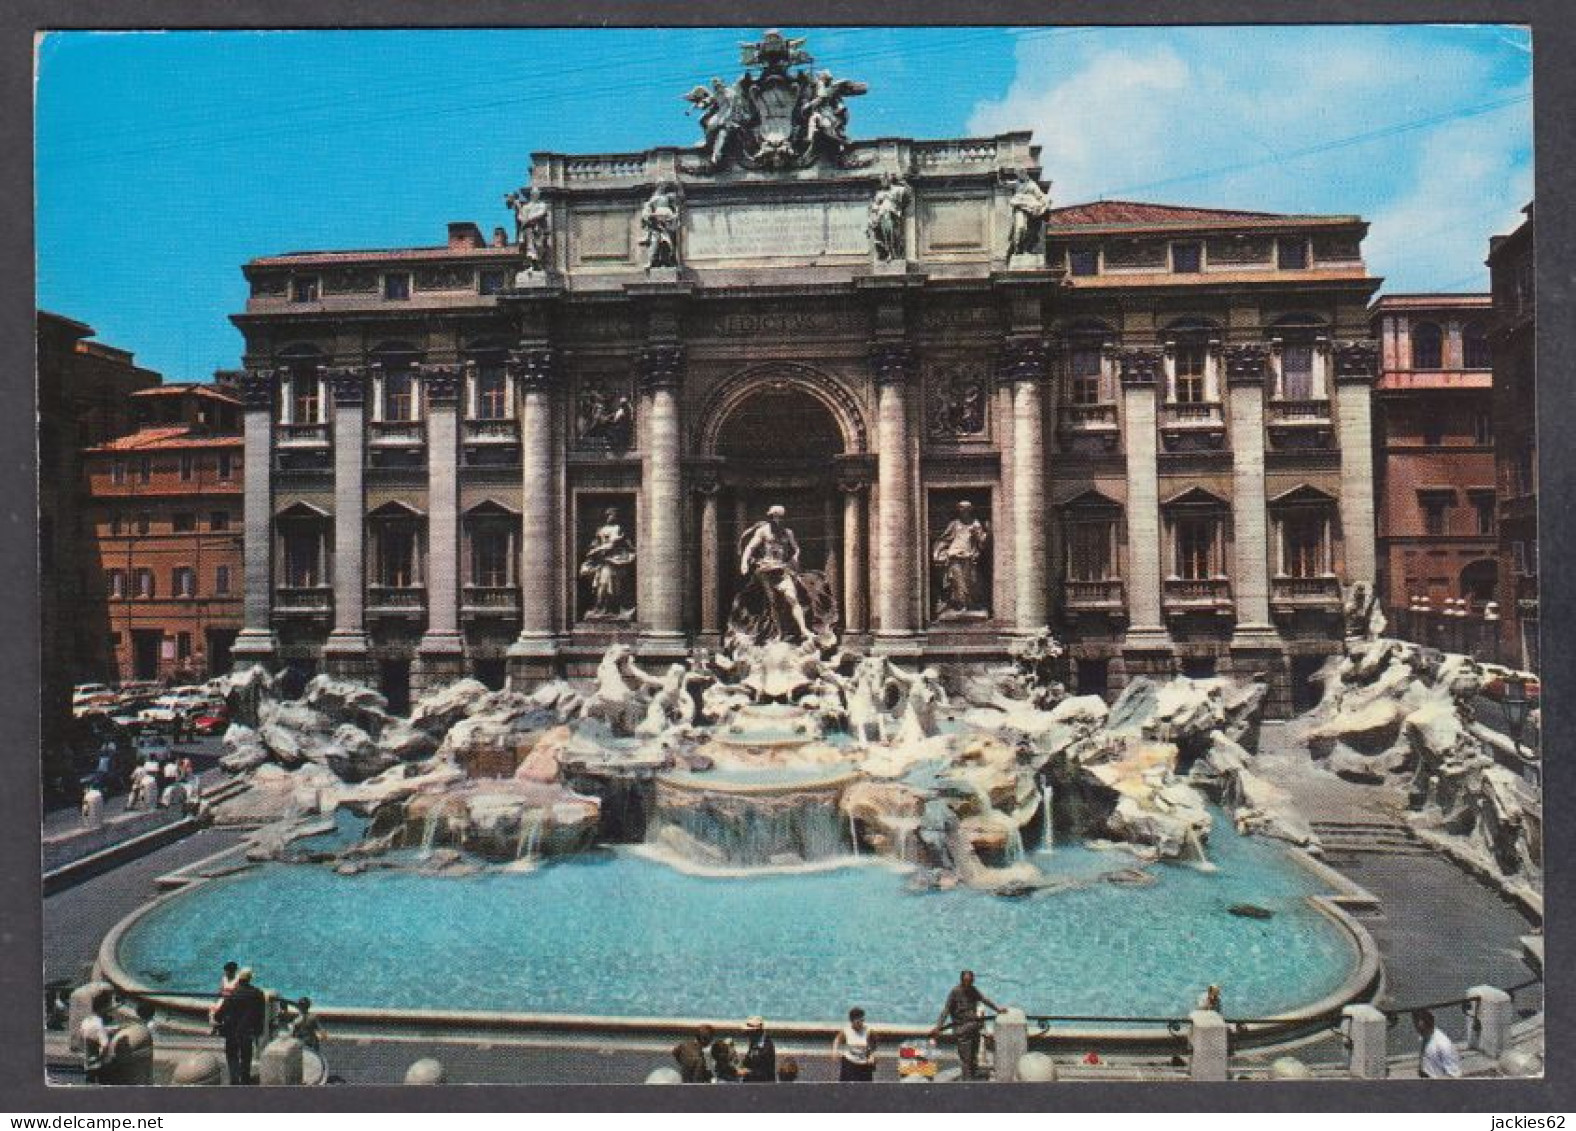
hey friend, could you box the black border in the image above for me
[6,0,1569,1114]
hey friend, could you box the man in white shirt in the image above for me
[1414,1009,1463,1078]
[78,990,119,1084]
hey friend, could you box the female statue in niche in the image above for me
[580,508,636,620]
[932,499,990,617]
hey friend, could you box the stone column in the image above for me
[1004,336,1050,635]
[230,368,278,666]
[872,344,919,650]
[1225,344,1277,646]
[1335,340,1379,589]
[508,348,560,675]
[838,477,870,635]
[1188,1010,1229,1082]
[639,345,687,657]
[322,367,373,682]
[1342,1003,1389,1079]
[1119,350,1172,653]
[416,365,466,691]
[694,466,721,639]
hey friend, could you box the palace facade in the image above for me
[229,35,1381,716]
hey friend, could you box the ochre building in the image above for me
[229,34,1381,715]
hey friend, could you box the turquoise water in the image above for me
[116,816,1356,1025]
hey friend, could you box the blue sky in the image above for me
[36,26,1531,383]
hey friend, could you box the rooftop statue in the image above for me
[680,30,868,172]
[504,185,552,273]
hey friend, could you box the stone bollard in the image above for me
[67,982,115,1053]
[1016,1052,1058,1082]
[1468,985,1513,1059]
[98,1023,153,1085]
[404,1057,446,1085]
[644,1067,682,1084]
[258,1036,305,1085]
[1342,1004,1388,1079]
[171,1051,225,1086]
[993,1008,1028,1082]
[1497,1049,1542,1078]
[1188,1010,1228,1082]
[1270,1056,1313,1080]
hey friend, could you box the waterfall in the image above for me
[1181,826,1217,872]
[848,813,861,858]
[1005,822,1025,866]
[514,810,546,862]
[651,785,851,868]
[419,812,441,857]
[1040,781,1056,853]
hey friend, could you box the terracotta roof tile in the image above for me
[1047,199,1359,231]
[87,427,243,452]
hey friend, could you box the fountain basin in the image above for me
[106,814,1378,1047]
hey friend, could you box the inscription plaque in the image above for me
[686,201,867,260]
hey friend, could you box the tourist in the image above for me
[290,996,326,1052]
[135,1000,162,1042]
[740,1016,777,1083]
[79,989,119,1084]
[832,1006,877,1081]
[1413,1009,1462,1079]
[776,1056,800,1083]
[1197,984,1223,1013]
[671,1023,715,1083]
[709,1035,740,1082]
[209,960,240,1024]
[213,967,266,1085]
[929,970,1001,1080]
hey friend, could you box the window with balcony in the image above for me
[1279,343,1315,400]
[1462,321,1491,369]
[1279,514,1329,577]
[1470,490,1496,535]
[136,512,151,536]
[291,373,322,425]
[1173,515,1219,579]
[374,522,421,588]
[472,363,510,420]
[211,510,230,531]
[290,276,320,304]
[1410,321,1443,369]
[1066,517,1117,581]
[173,566,196,597]
[1069,347,1104,405]
[282,525,324,588]
[471,527,512,586]
[173,512,195,533]
[384,272,412,301]
[383,368,416,422]
[1174,343,1209,403]
[110,515,123,536]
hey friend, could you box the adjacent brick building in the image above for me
[38,312,161,765]
[1488,205,1537,671]
[82,384,245,682]
[1370,293,1498,656]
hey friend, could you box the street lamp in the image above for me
[1502,674,1533,786]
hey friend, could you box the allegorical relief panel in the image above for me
[926,359,990,440]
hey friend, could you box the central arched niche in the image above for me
[715,385,844,464]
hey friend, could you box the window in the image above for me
[1411,321,1443,369]
[109,515,123,536]
[138,456,152,483]
[1066,518,1116,581]
[136,512,152,536]
[106,570,125,599]
[173,566,196,597]
[173,512,196,533]
[1069,348,1104,405]
[1276,238,1308,270]
[217,451,234,479]
[1280,514,1328,577]
[292,373,321,424]
[215,564,231,594]
[1422,419,1444,447]
[1472,412,1493,445]
[1471,491,1496,535]
[384,272,412,301]
[290,276,320,303]
[177,632,192,660]
[472,527,511,586]
[211,510,230,531]
[1280,344,1315,400]
[1171,242,1202,273]
[479,269,507,296]
[283,527,322,587]
[1174,516,1218,579]
[179,454,194,481]
[1512,539,1539,577]
[377,524,419,587]
[111,460,125,485]
[1420,493,1450,536]
[1068,247,1099,277]
[1462,321,1491,369]
[473,364,509,420]
[384,368,416,422]
[1174,343,1209,403]
[134,568,155,598]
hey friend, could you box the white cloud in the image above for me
[967,27,1532,291]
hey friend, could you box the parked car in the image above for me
[71,683,118,716]
[191,702,230,735]
[134,733,174,764]
[1480,664,1541,703]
